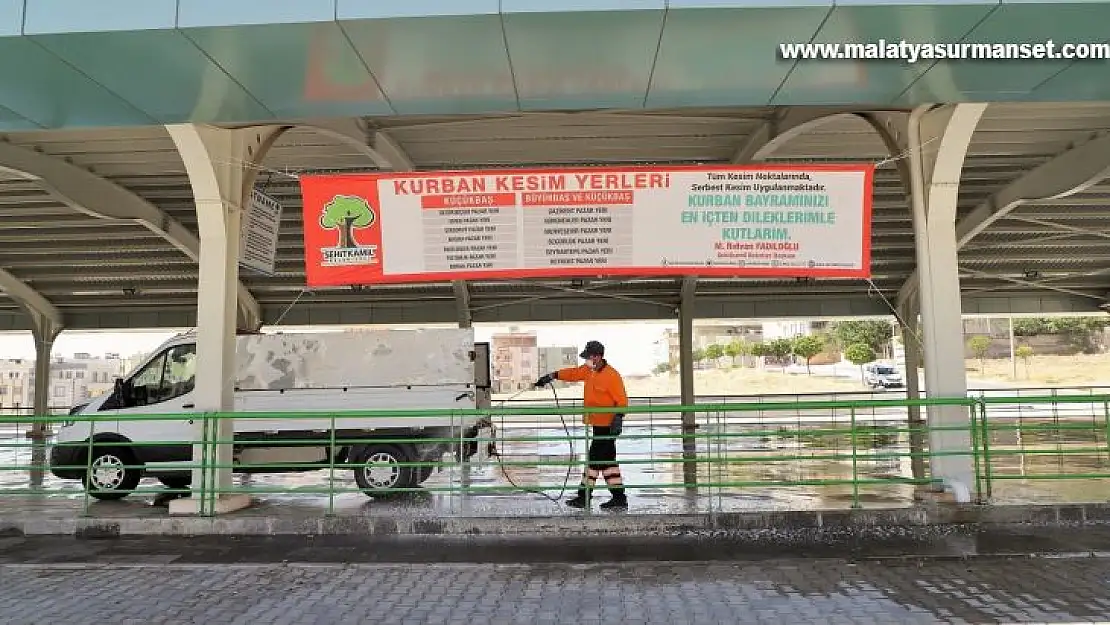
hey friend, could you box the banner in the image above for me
[299,164,873,287]
[239,189,282,275]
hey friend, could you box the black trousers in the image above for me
[587,425,618,470]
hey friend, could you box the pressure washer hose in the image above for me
[488,382,576,504]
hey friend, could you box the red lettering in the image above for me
[397,171,666,195]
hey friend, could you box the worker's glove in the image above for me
[610,413,624,437]
[534,373,555,388]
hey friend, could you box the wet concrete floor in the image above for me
[7,413,1110,514]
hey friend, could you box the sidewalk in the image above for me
[8,509,1110,623]
[2,554,1109,624]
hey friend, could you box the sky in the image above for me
[0,321,675,376]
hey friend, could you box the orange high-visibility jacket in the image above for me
[555,361,629,427]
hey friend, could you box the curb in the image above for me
[0,502,1106,539]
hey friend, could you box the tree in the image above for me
[653,362,671,375]
[791,334,825,375]
[1052,317,1110,353]
[1012,317,1050,337]
[1013,315,1110,354]
[749,342,770,366]
[704,343,725,367]
[1015,344,1034,378]
[844,343,877,380]
[719,341,745,366]
[829,320,894,355]
[967,335,992,371]
[320,195,375,248]
[691,347,706,368]
[768,338,794,372]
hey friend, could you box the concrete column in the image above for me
[899,303,925,481]
[907,104,987,502]
[453,281,472,329]
[678,277,697,486]
[453,279,489,449]
[166,124,285,515]
[29,317,60,488]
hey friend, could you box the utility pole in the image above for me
[1008,315,1017,380]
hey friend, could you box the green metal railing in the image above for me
[2,394,1109,516]
[973,394,1110,504]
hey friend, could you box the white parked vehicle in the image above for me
[863,363,904,389]
[50,329,491,500]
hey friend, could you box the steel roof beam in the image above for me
[730,107,864,163]
[296,119,415,172]
[957,134,1110,244]
[0,138,261,328]
[1006,215,1110,239]
[958,266,1106,301]
[0,267,62,332]
[857,111,911,198]
[963,271,1110,297]
[898,132,1110,309]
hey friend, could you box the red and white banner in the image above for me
[298,164,873,288]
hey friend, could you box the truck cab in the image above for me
[50,329,491,500]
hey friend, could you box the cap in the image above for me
[579,340,605,359]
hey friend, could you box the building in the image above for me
[490,328,539,394]
[661,321,763,371]
[761,320,829,340]
[0,353,130,414]
[538,346,578,388]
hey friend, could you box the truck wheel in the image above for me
[83,446,141,501]
[352,444,417,497]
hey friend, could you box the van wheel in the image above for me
[84,446,141,501]
[418,465,435,483]
[158,476,191,491]
[351,444,417,497]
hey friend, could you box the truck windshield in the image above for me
[875,366,896,375]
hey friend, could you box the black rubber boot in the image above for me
[599,490,628,510]
[565,488,590,509]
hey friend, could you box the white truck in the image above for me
[50,328,491,500]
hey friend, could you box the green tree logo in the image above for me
[320,195,375,249]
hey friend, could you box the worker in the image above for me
[535,340,629,510]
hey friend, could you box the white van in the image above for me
[863,362,904,389]
[50,328,491,500]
